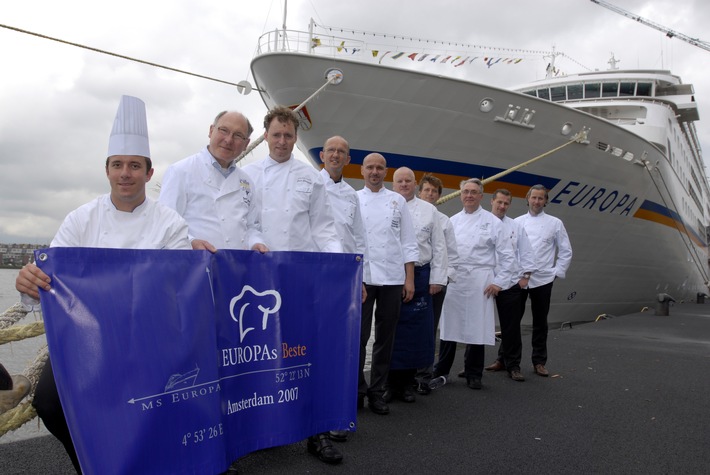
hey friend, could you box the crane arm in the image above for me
[590,0,710,53]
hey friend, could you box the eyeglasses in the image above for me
[324,147,348,155]
[216,126,248,142]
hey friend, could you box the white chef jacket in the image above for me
[515,210,572,289]
[52,194,191,250]
[22,194,191,309]
[439,206,515,345]
[243,156,341,253]
[159,147,264,250]
[499,215,538,291]
[406,197,447,286]
[319,169,367,255]
[437,210,459,283]
[358,186,418,285]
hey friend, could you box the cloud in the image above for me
[1,0,708,243]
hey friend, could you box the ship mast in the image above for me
[607,53,620,70]
[544,46,562,79]
[281,0,288,50]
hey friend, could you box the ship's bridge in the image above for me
[515,75,699,123]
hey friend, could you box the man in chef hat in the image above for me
[16,95,190,473]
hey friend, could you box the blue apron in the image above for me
[390,264,434,370]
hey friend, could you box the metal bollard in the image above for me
[697,292,708,304]
[655,293,675,316]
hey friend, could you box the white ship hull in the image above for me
[251,47,709,324]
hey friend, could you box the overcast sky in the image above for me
[1,0,707,244]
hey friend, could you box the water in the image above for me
[0,268,50,443]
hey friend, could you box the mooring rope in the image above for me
[0,23,242,88]
[435,128,589,206]
[0,345,47,437]
[0,321,46,345]
[0,303,31,329]
[0,302,46,436]
[235,73,342,164]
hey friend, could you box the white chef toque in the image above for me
[107,95,151,158]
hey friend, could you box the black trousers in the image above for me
[433,340,485,381]
[495,284,524,371]
[359,284,403,399]
[387,368,417,392]
[33,359,82,474]
[0,363,12,390]
[520,282,554,366]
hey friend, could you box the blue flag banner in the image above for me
[36,248,362,475]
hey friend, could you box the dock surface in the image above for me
[2,303,709,474]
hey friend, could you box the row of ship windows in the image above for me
[521,82,653,102]
[680,195,704,239]
[667,129,705,219]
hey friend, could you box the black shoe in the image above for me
[467,378,482,390]
[307,433,343,464]
[415,382,431,395]
[328,430,349,442]
[357,395,365,409]
[368,397,390,415]
[382,390,394,403]
[401,388,416,403]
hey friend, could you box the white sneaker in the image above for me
[428,375,447,390]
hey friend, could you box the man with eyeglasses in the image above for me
[431,179,515,390]
[318,136,367,264]
[160,111,268,252]
[318,136,367,445]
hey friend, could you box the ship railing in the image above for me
[256,28,369,59]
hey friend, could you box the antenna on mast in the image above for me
[544,46,561,78]
[607,53,620,70]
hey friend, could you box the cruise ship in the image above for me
[250,26,710,324]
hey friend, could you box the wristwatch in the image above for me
[523,273,531,279]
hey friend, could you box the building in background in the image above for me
[0,243,48,268]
